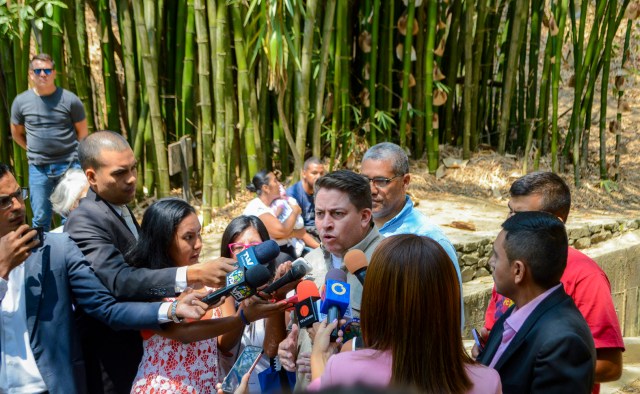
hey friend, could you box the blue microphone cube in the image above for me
[320,279,350,316]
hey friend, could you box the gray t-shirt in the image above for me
[11,87,86,165]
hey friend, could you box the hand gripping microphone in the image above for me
[202,264,272,305]
[344,249,368,285]
[320,269,350,340]
[234,239,280,270]
[260,262,308,295]
[294,280,321,328]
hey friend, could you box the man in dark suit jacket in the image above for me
[65,131,237,393]
[477,211,596,393]
[0,163,206,394]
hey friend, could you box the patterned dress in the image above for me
[131,306,222,393]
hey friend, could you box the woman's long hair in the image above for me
[360,234,473,393]
[126,198,196,269]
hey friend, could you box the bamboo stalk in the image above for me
[231,0,259,178]
[118,0,138,138]
[424,0,437,171]
[497,0,528,155]
[294,0,318,170]
[398,0,417,148]
[212,0,229,207]
[462,0,474,159]
[180,0,196,138]
[312,0,337,158]
[368,0,381,146]
[98,0,120,131]
[132,0,171,197]
[615,19,632,181]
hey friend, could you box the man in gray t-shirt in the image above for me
[11,53,88,231]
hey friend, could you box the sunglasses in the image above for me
[228,242,261,255]
[32,68,54,75]
[0,188,29,210]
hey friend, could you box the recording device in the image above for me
[260,263,307,294]
[28,226,44,251]
[202,264,272,305]
[220,345,263,394]
[295,280,321,328]
[235,240,280,270]
[291,257,313,275]
[320,269,350,340]
[344,249,368,285]
[472,328,485,352]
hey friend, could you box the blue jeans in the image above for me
[29,160,81,231]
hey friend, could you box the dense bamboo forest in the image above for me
[0,0,638,224]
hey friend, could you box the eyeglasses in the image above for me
[0,188,29,210]
[228,242,261,255]
[32,68,53,75]
[365,174,404,188]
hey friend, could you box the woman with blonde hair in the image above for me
[309,234,501,393]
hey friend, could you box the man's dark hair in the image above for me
[510,172,571,222]
[0,163,12,179]
[303,156,323,170]
[30,53,55,69]
[362,142,409,176]
[314,170,372,211]
[502,211,568,289]
[78,130,131,170]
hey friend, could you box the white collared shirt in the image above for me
[0,263,48,393]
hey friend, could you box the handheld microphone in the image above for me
[234,240,280,270]
[295,280,321,328]
[202,264,272,305]
[320,269,350,340]
[344,249,368,285]
[261,263,307,294]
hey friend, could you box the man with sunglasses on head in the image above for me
[10,53,88,232]
[360,142,463,322]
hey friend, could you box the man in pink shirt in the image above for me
[477,211,596,393]
[482,172,623,393]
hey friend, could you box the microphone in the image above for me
[261,263,307,294]
[235,240,280,269]
[320,269,350,340]
[202,264,272,305]
[344,249,368,285]
[295,280,321,328]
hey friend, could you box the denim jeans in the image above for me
[28,160,81,231]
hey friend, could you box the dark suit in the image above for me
[65,188,178,393]
[477,286,596,394]
[7,232,161,394]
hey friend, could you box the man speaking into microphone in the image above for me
[280,170,383,390]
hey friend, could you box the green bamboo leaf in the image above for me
[244,0,260,25]
[45,3,53,17]
[35,18,44,30]
[283,28,302,70]
[284,0,295,17]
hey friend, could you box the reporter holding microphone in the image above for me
[308,235,501,393]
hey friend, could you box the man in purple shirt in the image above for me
[477,211,595,393]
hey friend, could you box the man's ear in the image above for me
[513,260,526,285]
[361,208,372,227]
[402,173,411,191]
[85,168,97,187]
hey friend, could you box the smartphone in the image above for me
[28,227,44,251]
[220,345,263,394]
[472,328,484,352]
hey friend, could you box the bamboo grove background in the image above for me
[0,0,639,224]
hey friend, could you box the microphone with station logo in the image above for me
[320,269,350,341]
[202,264,272,306]
[294,280,321,328]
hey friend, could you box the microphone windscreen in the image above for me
[296,280,320,300]
[344,249,368,274]
[325,268,347,282]
[253,240,280,263]
[244,265,273,288]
